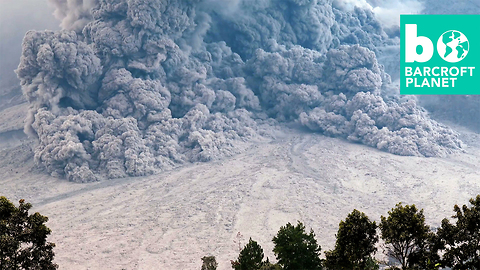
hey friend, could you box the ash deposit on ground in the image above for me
[13,0,463,182]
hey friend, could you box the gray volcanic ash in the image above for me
[16,0,461,182]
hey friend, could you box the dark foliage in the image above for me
[272,221,323,270]
[380,203,435,270]
[201,256,218,270]
[0,196,57,270]
[325,209,379,269]
[437,195,480,270]
[231,238,264,270]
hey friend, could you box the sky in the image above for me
[0,0,58,88]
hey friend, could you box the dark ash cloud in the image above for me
[16,0,462,182]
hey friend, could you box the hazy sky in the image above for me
[0,0,59,88]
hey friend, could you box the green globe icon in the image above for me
[437,30,469,63]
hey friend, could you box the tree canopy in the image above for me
[380,203,432,270]
[231,238,264,270]
[272,221,323,270]
[0,196,57,270]
[437,195,480,269]
[325,209,378,269]
[201,256,218,270]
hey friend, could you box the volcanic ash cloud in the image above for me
[16,0,461,182]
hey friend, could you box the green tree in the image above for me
[259,259,282,270]
[437,195,480,269]
[0,196,57,270]
[380,203,434,270]
[324,209,379,270]
[231,238,264,270]
[272,221,323,270]
[201,256,218,270]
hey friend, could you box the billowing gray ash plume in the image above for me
[16,0,461,182]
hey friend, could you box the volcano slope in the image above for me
[1,123,480,269]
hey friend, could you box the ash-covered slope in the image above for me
[16,0,461,182]
[2,127,480,269]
